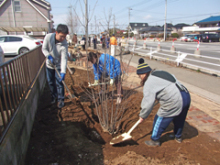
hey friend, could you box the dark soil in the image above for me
[25,68,220,165]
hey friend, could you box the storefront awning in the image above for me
[0,26,48,32]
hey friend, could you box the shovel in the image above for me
[49,61,78,102]
[110,119,141,145]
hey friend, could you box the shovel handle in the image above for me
[127,119,141,135]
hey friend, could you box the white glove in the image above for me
[94,80,99,85]
[110,79,114,86]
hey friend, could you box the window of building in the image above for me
[143,24,145,26]
[14,1,21,12]
[135,24,137,26]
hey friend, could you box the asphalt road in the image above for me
[131,40,220,58]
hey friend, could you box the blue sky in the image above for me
[47,0,220,33]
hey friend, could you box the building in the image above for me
[139,26,164,37]
[182,16,220,33]
[129,22,149,35]
[172,23,190,33]
[0,0,53,36]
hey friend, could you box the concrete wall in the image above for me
[0,63,46,165]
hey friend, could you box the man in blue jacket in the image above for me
[137,58,191,147]
[88,52,123,103]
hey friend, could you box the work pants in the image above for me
[46,67,64,102]
[151,90,191,141]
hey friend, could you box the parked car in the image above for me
[180,35,190,42]
[201,33,219,42]
[0,35,41,56]
[0,45,4,65]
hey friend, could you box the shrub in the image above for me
[171,33,179,38]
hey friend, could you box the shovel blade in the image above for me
[110,133,132,145]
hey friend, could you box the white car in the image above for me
[0,35,41,56]
[0,45,4,65]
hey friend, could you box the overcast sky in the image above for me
[46,0,220,34]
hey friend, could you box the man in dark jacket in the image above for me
[137,58,191,147]
[93,35,97,49]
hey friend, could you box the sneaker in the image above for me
[144,140,160,147]
[116,97,122,104]
[58,100,64,108]
[175,137,182,143]
[169,134,182,143]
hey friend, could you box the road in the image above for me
[130,40,220,58]
[126,40,220,76]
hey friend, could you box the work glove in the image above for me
[59,73,65,82]
[94,80,99,85]
[48,55,54,64]
[110,79,114,86]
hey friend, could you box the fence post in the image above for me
[194,40,201,57]
[143,39,146,49]
[150,47,152,59]
[177,51,180,66]
[157,39,161,51]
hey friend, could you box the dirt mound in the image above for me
[25,68,220,165]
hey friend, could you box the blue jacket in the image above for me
[93,54,121,80]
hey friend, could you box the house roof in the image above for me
[162,23,173,28]
[0,26,48,32]
[129,23,149,28]
[195,16,220,24]
[0,0,51,10]
[174,23,190,28]
[139,26,165,32]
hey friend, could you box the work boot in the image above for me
[58,100,64,108]
[145,140,160,147]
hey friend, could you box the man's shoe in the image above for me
[175,137,182,143]
[58,100,64,108]
[145,140,160,147]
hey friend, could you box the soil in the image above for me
[25,67,220,165]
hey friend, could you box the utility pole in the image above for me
[128,7,132,39]
[113,14,115,35]
[85,0,88,51]
[164,0,167,41]
[95,15,97,35]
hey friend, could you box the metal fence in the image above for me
[0,46,45,143]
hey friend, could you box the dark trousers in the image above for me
[94,43,97,49]
[151,91,191,141]
[46,67,64,102]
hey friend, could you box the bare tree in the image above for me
[66,5,79,34]
[104,8,112,34]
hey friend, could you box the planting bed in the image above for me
[25,68,220,165]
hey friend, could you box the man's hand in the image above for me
[110,79,114,86]
[139,117,144,123]
[48,55,54,64]
[59,73,65,82]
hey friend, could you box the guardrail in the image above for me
[123,43,220,76]
[0,46,45,143]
